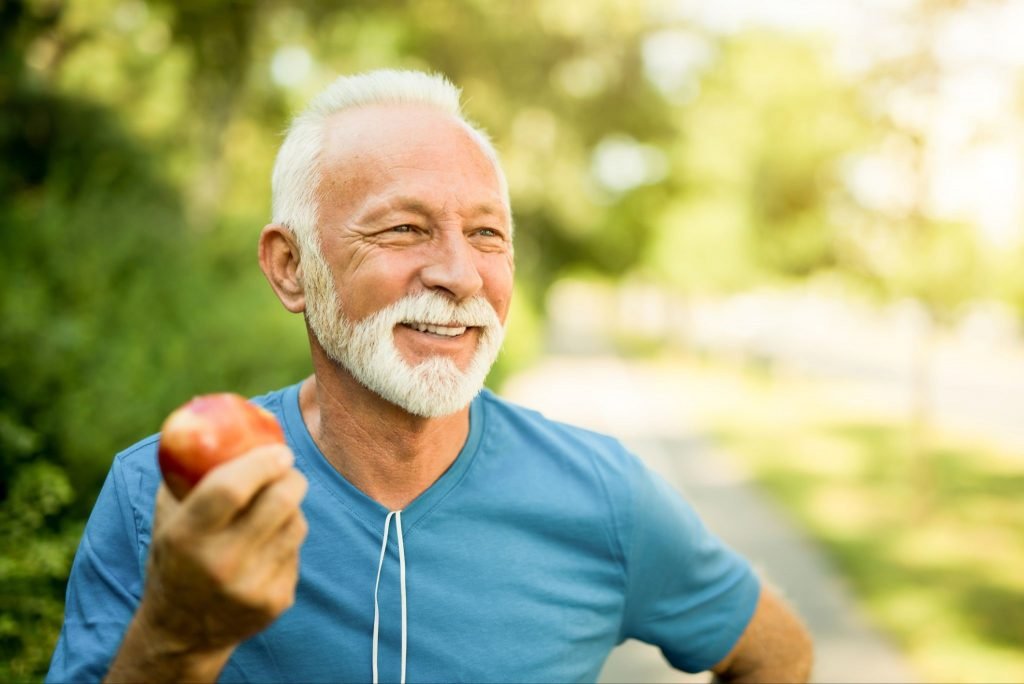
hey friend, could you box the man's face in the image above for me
[301,104,514,417]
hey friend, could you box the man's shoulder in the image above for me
[248,383,295,415]
[477,389,640,473]
[111,431,161,484]
[479,388,622,442]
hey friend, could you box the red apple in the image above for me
[158,393,286,499]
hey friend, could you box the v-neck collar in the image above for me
[279,381,486,536]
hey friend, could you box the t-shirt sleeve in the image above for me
[46,454,150,683]
[619,457,761,674]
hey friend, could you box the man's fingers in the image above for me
[265,516,307,612]
[235,469,309,545]
[154,484,177,521]
[247,511,308,583]
[220,510,308,618]
[276,509,309,559]
[180,446,295,529]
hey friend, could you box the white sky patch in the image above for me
[844,147,917,217]
[933,2,1024,69]
[939,68,1014,133]
[931,143,1024,248]
[270,46,313,88]
[591,135,669,195]
[642,29,715,101]
[669,0,873,37]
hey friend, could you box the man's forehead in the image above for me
[316,104,508,215]
[320,104,480,165]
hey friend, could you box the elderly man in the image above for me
[48,70,812,683]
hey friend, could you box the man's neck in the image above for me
[297,370,472,511]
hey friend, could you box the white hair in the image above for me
[270,68,510,263]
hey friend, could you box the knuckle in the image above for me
[249,450,280,482]
[292,471,310,497]
[218,577,243,604]
[269,580,297,615]
[205,554,239,588]
[293,514,309,542]
[156,524,204,565]
[263,485,298,513]
[271,476,308,511]
[276,512,307,549]
[159,522,190,552]
[207,480,249,511]
[283,470,309,500]
[223,576,266,614]
[236,580,288,619]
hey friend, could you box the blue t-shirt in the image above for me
[47,383,759,683]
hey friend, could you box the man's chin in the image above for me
[386,384,481,419]
[352,352,485,418]
[398,353,476,378]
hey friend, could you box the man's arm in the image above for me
[105,446,308,683]
[710,584,813,683]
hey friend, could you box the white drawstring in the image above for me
[372,510,407,684]
[396,511,407,681]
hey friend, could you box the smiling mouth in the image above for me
[400,322,470,337]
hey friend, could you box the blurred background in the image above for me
[2,0,1022,681]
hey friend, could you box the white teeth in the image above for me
[406,322,467,337]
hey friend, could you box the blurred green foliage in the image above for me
[1,0,1020,679]
[644,32,871,291]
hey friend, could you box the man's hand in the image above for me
[710,584,814,683]
[105,446,308,683]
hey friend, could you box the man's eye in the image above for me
[389,224,415,233]
[475,228,501,238]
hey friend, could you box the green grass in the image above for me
[692,364,1024,683]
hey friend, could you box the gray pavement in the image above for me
[502,356,921,684]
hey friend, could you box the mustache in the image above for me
[380,292,502,329]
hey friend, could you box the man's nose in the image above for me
[419,232,484,301]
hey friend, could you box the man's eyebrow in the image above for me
[360,196,506,222]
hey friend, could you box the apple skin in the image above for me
[158,393,286,499]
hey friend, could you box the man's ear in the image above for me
[258,224,306,313]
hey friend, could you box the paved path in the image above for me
[502,356,920,683]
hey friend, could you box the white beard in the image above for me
[302,245,505,418]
